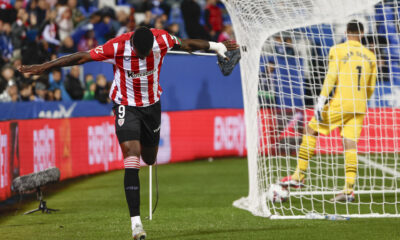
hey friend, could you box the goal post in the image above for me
[223,0,400,218]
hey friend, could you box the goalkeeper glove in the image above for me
[314,95,327,122]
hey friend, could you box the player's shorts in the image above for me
[308,108,365,141]
[113,101,161,147]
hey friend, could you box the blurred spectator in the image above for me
[68,0,85,27]
[34,81,47,101]
[53,88,62,101]
[78,0,99,18]
[181,0,210,40]
[115,9,130,36]
[60,36,76,53]
[64,65,84,100]
[364,35,390,82]
[83,73,95,100]
[0,64,15,93]
[144,0,170,22]
[204,0,223,41]
[41,10,61,47]
[74,12,109,44]
[94,74,108,103]
[33,0,48,27]
[102,13,120,41]
[11,8,29,52]
[49,68,71,100]
[0,1,15,24]
[0,0,23,24]
[0,22,13,65]
[218,24,234,42]
[57,6,73,41]
[0,80,18,102]
[273,34,295,56]
[77,29,98,51]
[154,16,165,30]
[166,23,180,38]
[19,81,36,101]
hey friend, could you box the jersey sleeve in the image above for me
[162,31,181,50]
[168,34,182,50]
[89,40,116,62]
[320,46,339,98]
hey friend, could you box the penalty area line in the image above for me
[358,155,400,178]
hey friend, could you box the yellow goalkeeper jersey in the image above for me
[320,40,377,114]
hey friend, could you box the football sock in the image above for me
[124,168,140,218]
[131,216,142,229]
[344,149,357,194]
[292,134,317,181]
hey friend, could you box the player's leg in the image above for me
[281,108,341,188]
[343,138,358,193]
[281,122,320,188]
[331,114,364,202]
[140,101,161,166]
[141,145,158,166]
[120,140,146,239]
[114,104,146,239]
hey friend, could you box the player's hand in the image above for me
[314,95,327,122]
[222,40,239,51]
[17,64,47,75]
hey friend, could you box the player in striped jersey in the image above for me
[19,27,238,239]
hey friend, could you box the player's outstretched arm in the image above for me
[180,39,239,59]
[18,51,93,75]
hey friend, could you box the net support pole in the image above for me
[149,165,152,221]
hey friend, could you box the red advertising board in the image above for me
[0,121,11,201]
[1,108,400,201]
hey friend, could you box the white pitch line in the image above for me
[358,155,400,178]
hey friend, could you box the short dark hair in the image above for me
[347,20,364,34]
[131,27,154,55]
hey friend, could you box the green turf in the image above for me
[1,158,400,240]
[264,154,400,216]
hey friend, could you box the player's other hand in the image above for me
[17,64,47,75]
[314,95,327,122]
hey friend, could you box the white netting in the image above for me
[224,0,400,218]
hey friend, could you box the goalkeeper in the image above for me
[280,20,377,202]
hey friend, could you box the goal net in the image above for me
[223,0,400,218]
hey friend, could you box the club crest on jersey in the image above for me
[118,119,125,126]
[124,56,131,61]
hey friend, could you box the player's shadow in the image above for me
[151,225,305,239]
[195,80,212,109]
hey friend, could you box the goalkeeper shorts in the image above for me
[308,109,365,142]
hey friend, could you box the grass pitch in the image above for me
[1,158,399,240]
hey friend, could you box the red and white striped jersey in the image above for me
[89,29,181,107]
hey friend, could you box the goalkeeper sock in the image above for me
[292,135,317,181]
[124,168,140,217]
[344,149,358,194]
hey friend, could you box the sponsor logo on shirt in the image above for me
[126,69,157,79]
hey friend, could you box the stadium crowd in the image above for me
[0,0,234,102]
